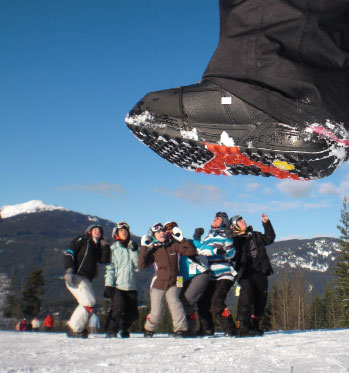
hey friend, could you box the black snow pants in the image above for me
[198,279,235,333]
[106,289,138,333]
[204,0,349,126]
[237,271,268,321]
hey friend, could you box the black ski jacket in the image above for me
[233,220,275,280]
[64,234,110,281]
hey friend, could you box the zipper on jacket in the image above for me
[77,239,90,275]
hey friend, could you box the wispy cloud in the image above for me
[318,180,349,197]
[58,182,126,198]
[246,183,261,192]
[276,179,315,198]
[154,183,226,205]
[223,199,328,214]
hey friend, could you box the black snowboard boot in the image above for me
[186,315,197,337]
[106,331,117,338]
[216,310,236,337]
[197,314,214,337]
[236,320,257,338]
[250,316,264,336]
[125,80,348,180]
[120,330,130,338]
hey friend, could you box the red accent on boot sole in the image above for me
[84,306,93,313]
[196,143,302,180]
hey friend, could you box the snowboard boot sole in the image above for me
[125,116,347,180]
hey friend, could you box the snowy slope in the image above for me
[0,200,67,219]
[0,329,348,373]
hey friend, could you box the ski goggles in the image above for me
[164,221,178,231]
[116,222,129,230]
[151,222,165,233]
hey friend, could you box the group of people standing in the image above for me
[63,211,275,339]
[16,315,54,332]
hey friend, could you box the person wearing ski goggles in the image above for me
[163,221,210,337]
[104,221,139,339]
[138,221,197,338]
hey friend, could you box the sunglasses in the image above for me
[164,222,178,231]
[151,222,165,233]
[116,222,129,230]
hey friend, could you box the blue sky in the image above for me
[1,0,348,241]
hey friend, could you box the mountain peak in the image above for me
[0,200,67,219]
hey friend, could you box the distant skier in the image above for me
[31,317,40,332]
[64,224,110,338]
[43,315,54,332]
[139,222,197,338]
[104,222,139,338]
[232,214,275,337]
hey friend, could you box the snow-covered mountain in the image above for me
[0,200,67,219]
[270,237,340,272]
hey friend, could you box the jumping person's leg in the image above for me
[126,0,348,180]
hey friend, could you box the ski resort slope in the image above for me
[0,329,348,372]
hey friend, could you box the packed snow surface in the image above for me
[0,329,348,372]
[0,200,66,219]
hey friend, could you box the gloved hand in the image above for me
[131,242,139,252]
[172,227,183,242]
[100,239,109,247]
[104,286,114,299]
[215,247,226,256]
[141,235,154,249]
[64,268,77,288]
[193,228,204,240]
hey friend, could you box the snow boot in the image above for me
[196,329,215,337]
[120,330,130,338]
[143,330,154,338]
[67,327,88,339]
[125,80,348,180]
[250,315,264,336]
[186,313,198,337]
[174,330,187,338]
[216,308,236,337]
[236,320,257,338]
[106,331,117,338]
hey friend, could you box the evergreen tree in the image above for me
[2,275,20,319]
[334,197,349,327]
[269,282,283,330]
[308,295,326,329]
[20,269,44,319]
[279,269,293,329]
[323,284,340,329]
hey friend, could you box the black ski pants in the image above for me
[204,0,349,126]
[198,279,234,331]
[237,272,268,321]
[106,288,138,333]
